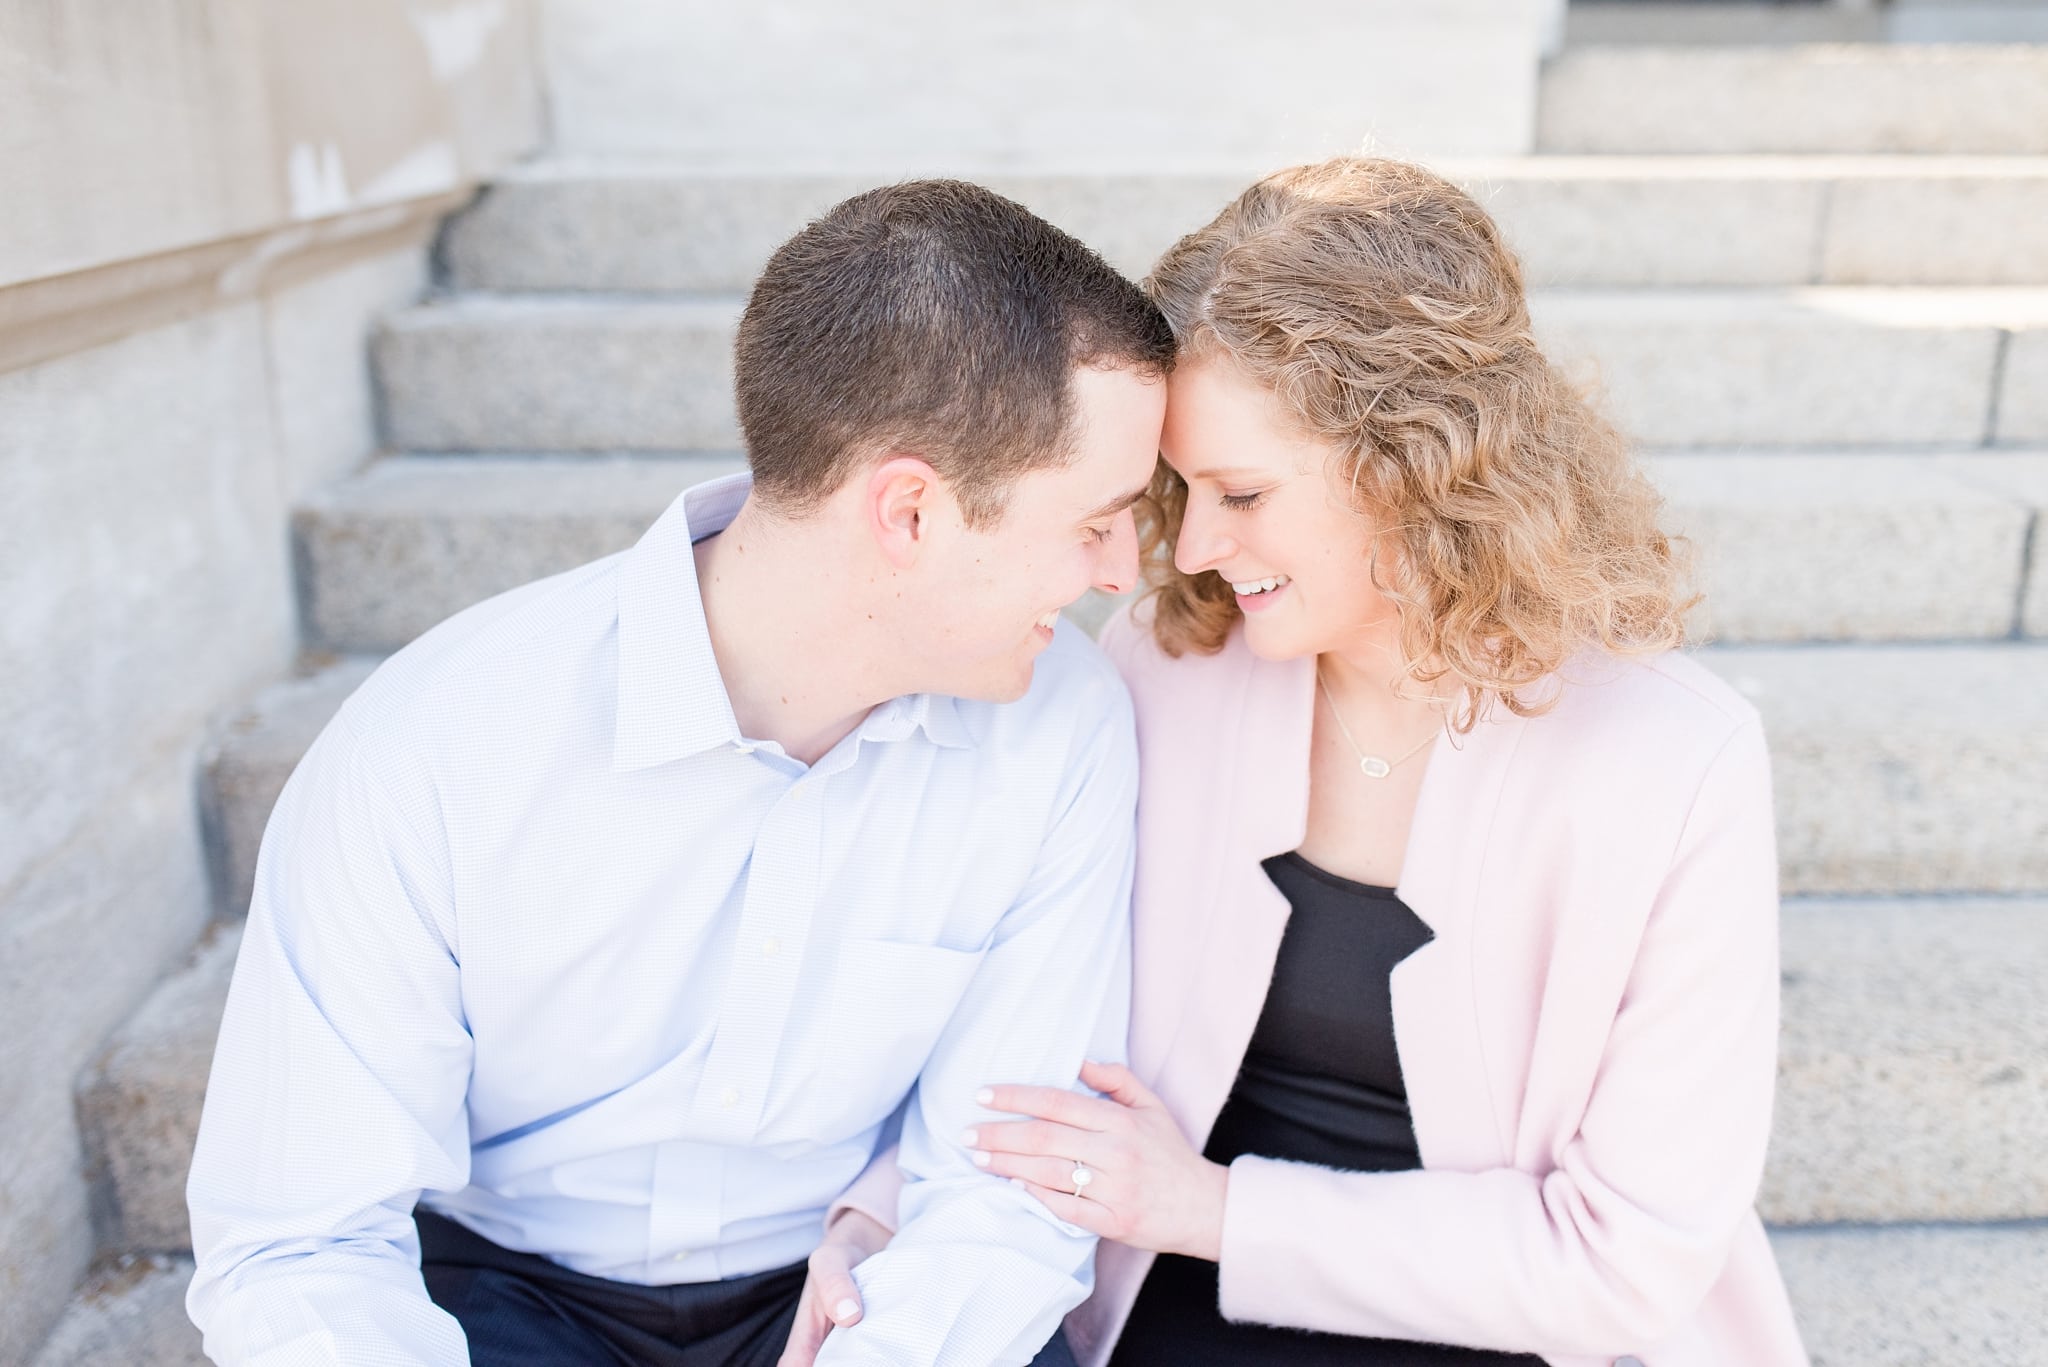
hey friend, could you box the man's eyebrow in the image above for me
[1081,484,1151,522]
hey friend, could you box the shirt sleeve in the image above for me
[185,713,476,1366]
[816,674,1139,1367]
[1214,717,1784,1359]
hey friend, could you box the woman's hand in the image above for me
[776,1208,890,1367]
[967,1059,1230,1261]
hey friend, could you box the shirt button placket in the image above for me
[697,782,817,1142]
[648,1142,722,1278]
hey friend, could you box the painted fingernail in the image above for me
[833,1298,861,1322]
[974,1087,994,1105]
[971,1150,991,1168]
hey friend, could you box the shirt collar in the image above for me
[613,472,748,772]
[857,689,978,752]
[613,471,980,772]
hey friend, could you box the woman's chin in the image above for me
[1238,615,1315,663]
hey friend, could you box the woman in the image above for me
[783,157,1808,1367]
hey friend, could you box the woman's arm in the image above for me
[779,1206,893,1367]
[824,1143,904,1239]
[781,1145,904,1366]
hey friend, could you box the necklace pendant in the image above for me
[1358,755,1393,779]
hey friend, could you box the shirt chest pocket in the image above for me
[812,936,986,1131]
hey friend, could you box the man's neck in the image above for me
[691,498,896,766]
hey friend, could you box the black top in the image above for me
[1107,853,1544,1367]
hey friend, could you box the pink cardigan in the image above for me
[837,606,1809,1367]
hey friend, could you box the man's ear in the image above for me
[866,455,941,570]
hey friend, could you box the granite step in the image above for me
[294,453,2047,656]
[1716,644,2048,894]
[1649,452,2042,645]
[1568,0,2048,46]
[1941,454,2048,637]
[76,927,242,1256]
[375,295,743,453]
[439,158,2048,294]
[198,657,380,919]
[66,893,2048,1268]
[293,453,743,654]
[1767,898,2048,1225]
[374,289,2048,453]
[1537,44,2048,155]
[35,1222,2048,1366]
[29,1253,204,1367]
[1537,288,2048,449]
[1771,1221,2048,1367]
[2003,325,2048,442]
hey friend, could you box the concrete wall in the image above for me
[538,0,1555,172]
[0,3,539,1357]
[0,0,537,289]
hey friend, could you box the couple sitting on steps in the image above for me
[185,158,1809,1367]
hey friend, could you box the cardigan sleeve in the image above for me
[826,1143,904,1236]
[1093,601,1145,674]
[1216,716,1782,1359]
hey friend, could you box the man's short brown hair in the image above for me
[734,180,1175,526]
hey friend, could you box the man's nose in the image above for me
[1092,507,1141,597]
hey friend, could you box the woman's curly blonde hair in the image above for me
[1140,156,1697,731]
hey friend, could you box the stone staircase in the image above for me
[29,39,2048,1367]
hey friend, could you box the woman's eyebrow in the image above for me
[1182,465,1267,482]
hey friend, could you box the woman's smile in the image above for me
[1230,574,1292,612]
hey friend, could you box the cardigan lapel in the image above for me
[1392,702,1531,1172]
[1139,642,1314,1145]
[1130,625,1537,1169]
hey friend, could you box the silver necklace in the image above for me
[1316,667,1439,780]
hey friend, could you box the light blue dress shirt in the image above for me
[185,472,1137,1366]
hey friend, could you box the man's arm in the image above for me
[185,715,475,1365]
[816,674,1138,1367]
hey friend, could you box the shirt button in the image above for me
[761,936,781,958]
[672,1250,691,1262]
[732,742,756,755]
[720,1086,741,1109]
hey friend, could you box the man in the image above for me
[185,180,1174,1365]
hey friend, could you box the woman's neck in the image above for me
[1314,624,1449,737]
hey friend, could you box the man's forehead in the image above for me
[1003,453,1152,522]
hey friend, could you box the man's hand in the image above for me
[777,1209,892,1367]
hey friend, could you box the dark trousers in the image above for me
[417,1208,1079,1366]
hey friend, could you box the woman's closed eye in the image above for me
[1219,490,1269,511]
